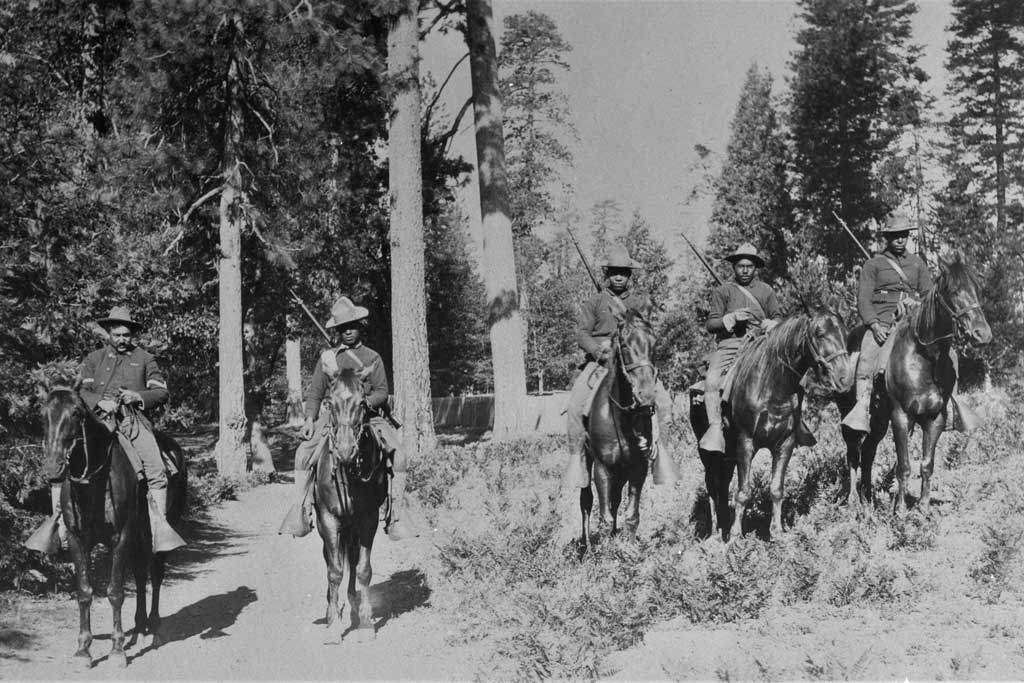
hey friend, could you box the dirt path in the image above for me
[2,479,487,681]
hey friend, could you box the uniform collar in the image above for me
[106,343,135,356]
[606,286,632,299]
[883,248,908,261]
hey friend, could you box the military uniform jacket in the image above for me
[576,288,653,360]
[304,343,389,421]
[857,250,932,326]
[706,279,782,343]
[80,345,169,417]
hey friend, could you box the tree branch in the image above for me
[421,0,463,38]
[438,96,474,155]
[424,52,469,122]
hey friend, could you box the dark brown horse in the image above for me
[580,309,659,551]
[691,312,854,540]
[40,384,186,668]
[838,252,992,514]
[313,368,388,639]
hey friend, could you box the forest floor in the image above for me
[3,386,1024,681]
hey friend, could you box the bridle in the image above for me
[914,285,983,348]
[778,317,849,392]
[609,320,657,414]
[64,416,108,485]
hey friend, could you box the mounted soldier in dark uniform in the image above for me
[843,212,977,433]
[564,244,679,489]
[280,296,423,540]
[35,306,186,554]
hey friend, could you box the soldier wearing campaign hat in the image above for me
[280,296,423,541]
[699,243,784,453]
[843,212,975,432]
[563,244,679,490]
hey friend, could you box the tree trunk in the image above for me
[214,55,249,477]
[465,0,528,439]
[992,52,1006,234]
[388,0,437,456]
[285,333,303,427]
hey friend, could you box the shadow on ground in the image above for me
[371,569,431,630]
[155,585,258,644]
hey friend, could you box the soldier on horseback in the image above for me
[564,244,679,489]
[280,296,422,541]
[40,306,186,553]
[699,243,784,454]
[843,212,977,433]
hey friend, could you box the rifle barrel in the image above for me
[680,232,723,286]
[289,288,333,344]
[566,226,602,292]
[831,211,872,260]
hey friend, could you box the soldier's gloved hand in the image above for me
[733,308,754,323]
[299,417,315,440]
[320,349,339,377]
[869,322,889,345]
[118,389,143,407]
[722,312,737,332]
[598,345,613,365]
[97,399,118,414]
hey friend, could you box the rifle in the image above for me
[565,226,602,292]
[831,211,872,261]
[288,287,332,344]
[680,232,723,286]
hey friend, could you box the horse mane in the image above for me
[912,256,978,344]
[731,315,809,380]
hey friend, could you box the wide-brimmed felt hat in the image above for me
[602,244,641,270]
[724,242,764,268]
[880,212,913,234]
[97,306,141,330]
[325,296,369,329]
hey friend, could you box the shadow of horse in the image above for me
[154,586,258,645]
[369,569,431,630]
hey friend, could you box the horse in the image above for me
[312,367,389,639]
[691,311,854,541]
[580,308,660,551]
[39,383,186,668]
[837,251,992,515]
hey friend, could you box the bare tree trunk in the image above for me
[465,0,528,439]
[388,0,437,456]
[285,332,303,427]
[215,55,249,476]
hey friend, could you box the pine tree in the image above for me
[788,0,928,270]
[708,65,793,282]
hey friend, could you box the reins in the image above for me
[774,316,849,391]
[608,318,656,414]
[67,416,110,485]
[913,284,981,349]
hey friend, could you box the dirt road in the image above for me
[2,479,487,681]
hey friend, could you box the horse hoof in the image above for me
[110,650,128,668]
[72,650,93,670]
[143,631,165,650]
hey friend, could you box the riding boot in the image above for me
[24,484,65,555]
[841,377,872,433]
[278,471,314,537]
[947,395,980,433]
[563,435,590,489]
[148,488,186,553]
[387,472,424,541]
[699,393,726,454]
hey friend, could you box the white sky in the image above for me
[421,0,955,267]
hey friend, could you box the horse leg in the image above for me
[579,485,594,553]
[349,517,376,637]
[129,538,148,649]
[106,527,130,668]
[147,551,166,648]
[729,434,754,540]
[768,438,796,538]
[607,476,624,537]
[319,516,345,642]
[890,407,913,516]
[593,463,612,532]
[623,472,644,539]
[67,532,94,666]
[841,426,863,511]
[919,414,944,511]
[859,407,890,515]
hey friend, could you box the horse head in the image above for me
[612,309,657,410]
[937,250,992,347]
[39,380,93,482]
[327,368,367,464]
[805,309,856,394]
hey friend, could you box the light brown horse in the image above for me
[692,312,854,540]
[580,309,658,551]
[313,368,388,639]
[838,252,992,514]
